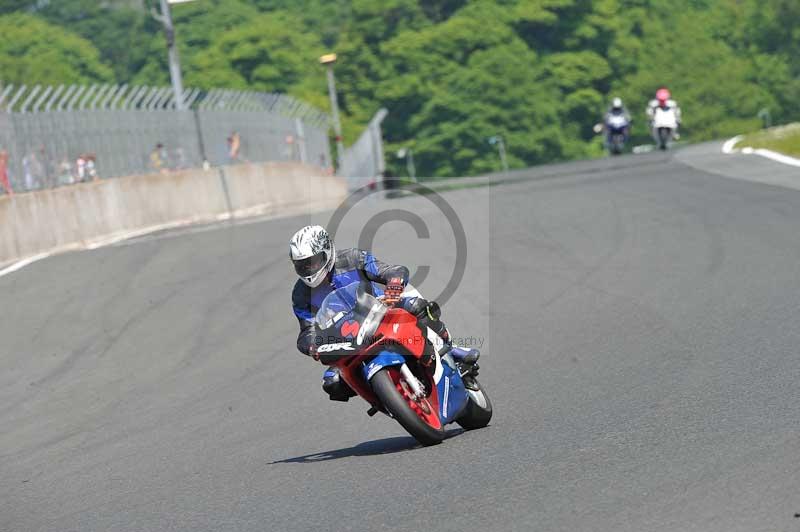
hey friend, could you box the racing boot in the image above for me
[322,367,356,402]
[429,334,482,391]
[406,297,481,382]
[448,345,480,366]
[449,346,481,390]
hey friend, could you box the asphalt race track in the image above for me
[2,144,799,532]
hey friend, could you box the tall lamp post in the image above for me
[488,135,509,172]
[396,147,416,181]
[320,53,345,172]
[151,0,196,110]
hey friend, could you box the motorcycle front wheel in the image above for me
[607,133,625,155]
[456,379,493,430]
[658,128,671,150]
[371,367,446,446]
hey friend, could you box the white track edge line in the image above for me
[0,252,52,278]
[750,148,800,168]
[723,134,800,168]
[722,135,743,154]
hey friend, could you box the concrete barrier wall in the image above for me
[222,162,345,217]
[0,162,346,265]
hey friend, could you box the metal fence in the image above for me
[339,108,388,189]
[0,84,332,194]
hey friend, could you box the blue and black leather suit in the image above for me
[292,248,450,400]
[292,248,447,356]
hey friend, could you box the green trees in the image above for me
[132,0,260,86]
[192,12,326,98]
[35,0,157,84]
[377,4,575,174]
[0,13,113,86]
[0,0,798,177]
[609,7,776,140]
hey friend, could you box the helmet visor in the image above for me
[293,252,327,278]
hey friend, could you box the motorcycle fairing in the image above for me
[363,350,467,424]
[374,308,426,357]
[363,351,406,381]
[316,284,472,426]
[606,114,629,133]
[435,353,469,424]
[653,107,678,129]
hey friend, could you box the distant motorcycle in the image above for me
[314,281,492,446]
[605,114,631,155]
[594,114,631,155]
[652,106,679,150]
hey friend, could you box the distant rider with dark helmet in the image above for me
[289,225,479,401]
[594,96,632,144]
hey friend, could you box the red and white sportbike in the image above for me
[652,105,679,150]
[314,281,492,446]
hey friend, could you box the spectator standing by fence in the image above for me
[56,157,73,186]
[76,155,86,182]
[75,154,99,182]
[86,154,98,181]
[0,84,335,190]
[23,152,43,190]
[0,150,11,196]
[227,131,241,163]
[149,143,168,174]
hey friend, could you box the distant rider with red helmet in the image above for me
[646,87,682,140]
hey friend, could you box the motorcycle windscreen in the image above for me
[315,281,387,349]
[607,115,629,130]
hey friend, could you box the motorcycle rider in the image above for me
[646,87,682,140]
[594,97,631,144]
[290,225,480,401]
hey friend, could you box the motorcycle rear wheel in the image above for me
[372,367,446,446]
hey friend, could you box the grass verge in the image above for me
[735,123,800,157]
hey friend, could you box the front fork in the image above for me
[400,363,425,399]
[365,362,425,418]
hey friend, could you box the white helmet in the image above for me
[289,225,336,287]
[612,97,623,109]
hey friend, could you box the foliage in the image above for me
[34,0,158,84]
[0,0,33,14]
[0,13,113,86]
[191,12,326,100]
[132,0,261,86]
[0,0,798,177]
